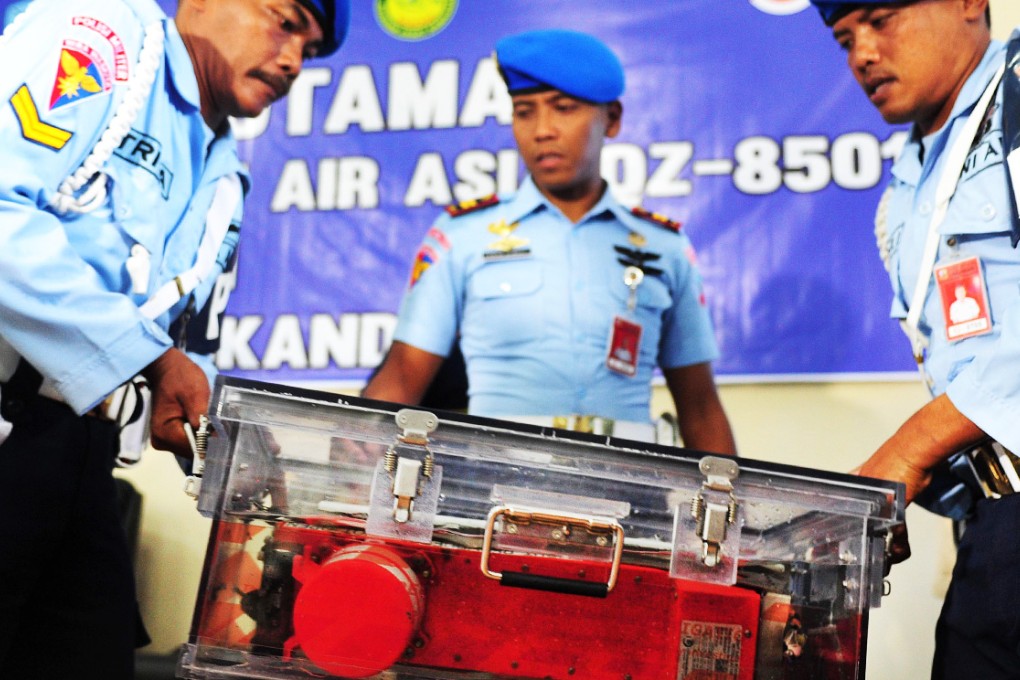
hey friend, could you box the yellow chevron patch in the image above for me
[9,84,73,150]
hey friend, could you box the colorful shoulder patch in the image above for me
[445,194,499,218]
[630,206,681,232]
[409,244,439,288]
[50,41,113,110]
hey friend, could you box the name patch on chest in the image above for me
[114,129,174,199]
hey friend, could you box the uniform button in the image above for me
[918,201,932,216]
[117,206,131,218]
[946,237,957,247]
[499,282,511,293]
[981,203,996,220]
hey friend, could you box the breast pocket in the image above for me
[940,170,1013,242]
[466,260,544,346]
[105,164,163,254]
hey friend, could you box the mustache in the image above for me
[251,70,294,100]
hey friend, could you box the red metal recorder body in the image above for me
[177,377,902,680]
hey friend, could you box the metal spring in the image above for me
[421,453,434,479]
[195,415,210,458]
[690,494,703,519]
[727,498,738,524]
[383,446,397,473]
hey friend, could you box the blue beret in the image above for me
[809,0,917,26]
[495,29,624,103]
[296,0,351,57]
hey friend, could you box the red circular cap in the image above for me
[293,544,424,678]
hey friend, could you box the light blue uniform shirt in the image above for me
[394,176,719,422]
[885,39,1020,453]
[0,0,246,414]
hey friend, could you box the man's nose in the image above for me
[849,29,880,72]
[279,36,306,75]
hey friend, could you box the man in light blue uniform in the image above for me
[0,0,349,676]
[810,0,1020,676]
[365,29,736,454]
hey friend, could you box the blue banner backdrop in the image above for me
[5,0,916,385]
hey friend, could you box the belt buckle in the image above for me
[88,393,119,422]
[551,415,614,436]
[966,442,1020,499]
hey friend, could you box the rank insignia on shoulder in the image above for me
[446,194,499,218]
[631,206,681,232]
[9,84,73,150]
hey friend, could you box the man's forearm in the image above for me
[858,393,985,504]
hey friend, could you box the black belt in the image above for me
[0,360,118,424]
[0,359,44,423]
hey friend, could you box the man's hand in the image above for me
[141,348,211,457]
[884,522,912,569]
[856,454,932,507]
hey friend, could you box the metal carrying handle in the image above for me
[480,506,624,598]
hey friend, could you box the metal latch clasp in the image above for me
[691,456,739,568]
[383,409,438,523]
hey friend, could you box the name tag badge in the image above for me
[935,255,992,342]
[606,316,642,377]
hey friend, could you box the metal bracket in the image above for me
[691,456,739,568]
[383,409,438,523]
[395,408,438,445]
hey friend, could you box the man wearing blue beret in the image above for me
[0,0,349,676]
[809,0,1020,677]
[365,29,736,455]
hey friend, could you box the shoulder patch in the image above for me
[50,42,113,111]
[446,194,499,218]
[631,206,681,232]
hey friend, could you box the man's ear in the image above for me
[605,100,623,139]
[961,0,990,24]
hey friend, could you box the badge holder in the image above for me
[606,266,645,377]
[934,255,993,342]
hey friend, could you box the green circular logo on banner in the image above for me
[375,0,458,41]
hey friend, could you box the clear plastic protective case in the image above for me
[176,376,903,680]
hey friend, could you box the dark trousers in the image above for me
[932,492,1020,679]
[0,397,142,679]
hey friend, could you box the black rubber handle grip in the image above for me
[499,571,609,598]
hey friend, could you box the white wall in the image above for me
[117,1,1020,677]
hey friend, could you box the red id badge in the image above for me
[934,255,992,341]
[606,316,642,377]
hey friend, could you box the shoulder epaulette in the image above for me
[446,194,499,218]
[630,206,681,232]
